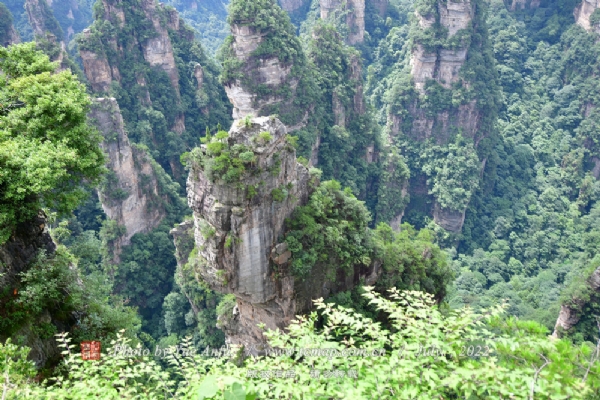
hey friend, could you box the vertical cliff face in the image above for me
[279,0,311,13]
[552,267,600,337]
[78,0,231,179]
[320,0,366,44]
[409,0,473,96]
[386,0,498,233]
[24,0,72,69]
[79,29,115,93]
[140,1,180,94]
[0,213,64,368]
[90,98,168,262]
[508,0,541,11]
[0,3,21,46]
[223,24,296,121]
[186,116,381,346]
[305,22,394,208]
[79,0,179,118]
[187,117,309,344]
[221,0,316,133]
[575,0,600,33]
[25,0,63,39]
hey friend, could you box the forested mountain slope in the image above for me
[4,0,600,396]
[361,0,600,343]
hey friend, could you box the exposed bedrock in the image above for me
[187,117,381,346]
[575,0,600,33]
[90,98,167,262]
[320,0,366,44]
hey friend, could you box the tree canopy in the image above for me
[0,43,105,244]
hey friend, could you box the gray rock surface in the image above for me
[552,267,600,337]
[575,0,600,33]
[389,0,487,233]
[224,25,300,125]
[90,98,167,262]
[79,0,188,134]
[320,0,366,44]
[187,117,380,346]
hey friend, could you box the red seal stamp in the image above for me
[81,341,101,360]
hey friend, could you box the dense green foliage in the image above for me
[0,242,140,347]
[188,129,259,184]
[284,180,373,278]
[0,43,105,244]
[0,45,139,368]
[445,0,600,339]
[6,289,600,398]
[284,180,452,300]
[306,23,382,200]
[7,0,600,397]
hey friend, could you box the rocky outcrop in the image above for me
[575,0,600,33]
[25,0,63,39]
[187,116,380,346]
[385,0,496,233]
[0,4,21,46]
[140,1,180,92]
[433,203,467,232]
[187,117,308,345]
[0,212,64,367]
[552,266,600,337]
[224,24,298,122]
[509,0,541,11]
[222,0,312,132]
[320,0,366,44]
[90,98,167,262]
[592,157,600,179]
[79,0,231,179]
[25,0,71,69]
[80,30,115,93]
[78,0,189,131]
[279,0,310,12]
[410,0,473,93]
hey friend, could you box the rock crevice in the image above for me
[187,117,379,345]
[90,98,167,262]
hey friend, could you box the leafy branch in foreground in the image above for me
[4,288,600,399]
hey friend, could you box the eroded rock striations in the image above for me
[320,0,366,44]
[386,0,498,233]
[90,98,168,262]
[575,0,600,33]
[187,117,379,346]
[25,0,70,69]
